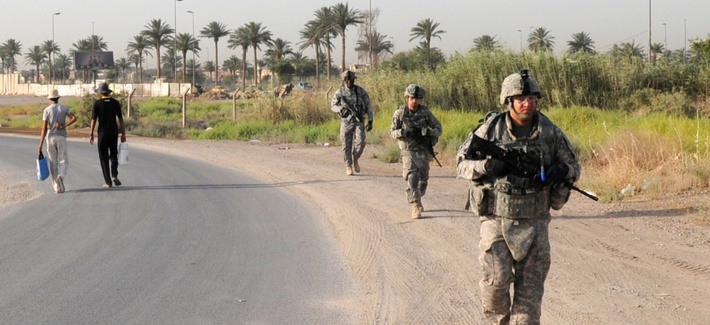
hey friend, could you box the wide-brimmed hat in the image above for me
[97,82,113,95]
[47,89,60,99]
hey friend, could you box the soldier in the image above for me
[456,69,581,324]
[331,70,374,176]
[390,84,442,219]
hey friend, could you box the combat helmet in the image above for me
[404,84,426,99]
[499,69,541,105]
[341,70,357,82]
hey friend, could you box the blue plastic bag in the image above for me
[37,152,49,181]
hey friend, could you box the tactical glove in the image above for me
[484,158,508,177]
[366,120,373,132]
[547,162,570,184]
[339,107,350,118]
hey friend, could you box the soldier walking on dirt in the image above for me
[331,70,374,176]
[390,84,442,219]
[456,70,580,324]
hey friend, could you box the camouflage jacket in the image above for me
[330,85,374,123]
[390,104,443,152]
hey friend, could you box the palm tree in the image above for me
[619,41,645,63]
[355,31,392,68]
[2,39,22,74]
[265,38,294,84]
[161,48,181,80]
[528,27,555,52]
[126,34,153,84]
[332,3,362,72]
[409,18,446,70]
[24,45,46,83]
[54,53,72,83]
[242,21,272,86]
[299,20,324,88]
[114,57,131,83]
[472,35,501,52]
[87,35,108,52]
[128,54,142,82]
[175,32,200,82]
[228,26,252,91]
[199,21,229,84]
[222,55,241,80]
[265,38,293,63]
[650,43,664,64]
[313,7,337,81]
[141,19,174,81]
[567,32,595,54]
[204,60,215,84]
[41,40,60,83]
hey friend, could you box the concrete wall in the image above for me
[0,74,190,97]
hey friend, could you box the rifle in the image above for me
[402,112,442,167]
[422,132,442,167]
[337,95,362,124]
[466,135,598,201]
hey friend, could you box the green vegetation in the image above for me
[3,49,710,202]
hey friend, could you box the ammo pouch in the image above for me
[493,182,550,219]
[468,181,495,216]
[550,183,571,210]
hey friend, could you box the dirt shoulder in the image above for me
[2,128,709,324]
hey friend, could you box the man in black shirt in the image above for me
[89,83,127,188]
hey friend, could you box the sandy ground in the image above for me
[2,94,710,324]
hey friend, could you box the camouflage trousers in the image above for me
[478,218,551,325]
[402,149,430,203]
[339,119,367,166]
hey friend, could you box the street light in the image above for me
[682,18,687,62]
[51,12,60,84]
[517,29,522,52]
[91,22,95,51]
[661,22,667,50]
[187,10,195,88]
[174,0,183,82]
[648,0,652,63]
[368,0,372,69]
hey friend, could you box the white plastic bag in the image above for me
[118,142,130,165]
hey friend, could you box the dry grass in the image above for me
[583,130,710,201]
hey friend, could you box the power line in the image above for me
[597,30,648,50]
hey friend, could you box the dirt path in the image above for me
[1,95,709,323]
[125,137,709,324]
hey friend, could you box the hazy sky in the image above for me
[2,0,709,70]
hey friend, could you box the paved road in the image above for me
[0,135,356,324]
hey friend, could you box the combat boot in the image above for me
[353,157,361,173]
[346,165,354,176]
[417,200,424,212]
[411,201,421,219]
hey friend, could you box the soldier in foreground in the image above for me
[390,84,442,219]
[330,70,374,176]
[456,70,580,324]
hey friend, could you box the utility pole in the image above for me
[51,12,60,84]
[174,0,183,81]
[188,10,195,88]
[648,0,653,63]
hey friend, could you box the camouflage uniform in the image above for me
[391,84,442,217]
[456,71,580,324]
[331,71,374,173]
